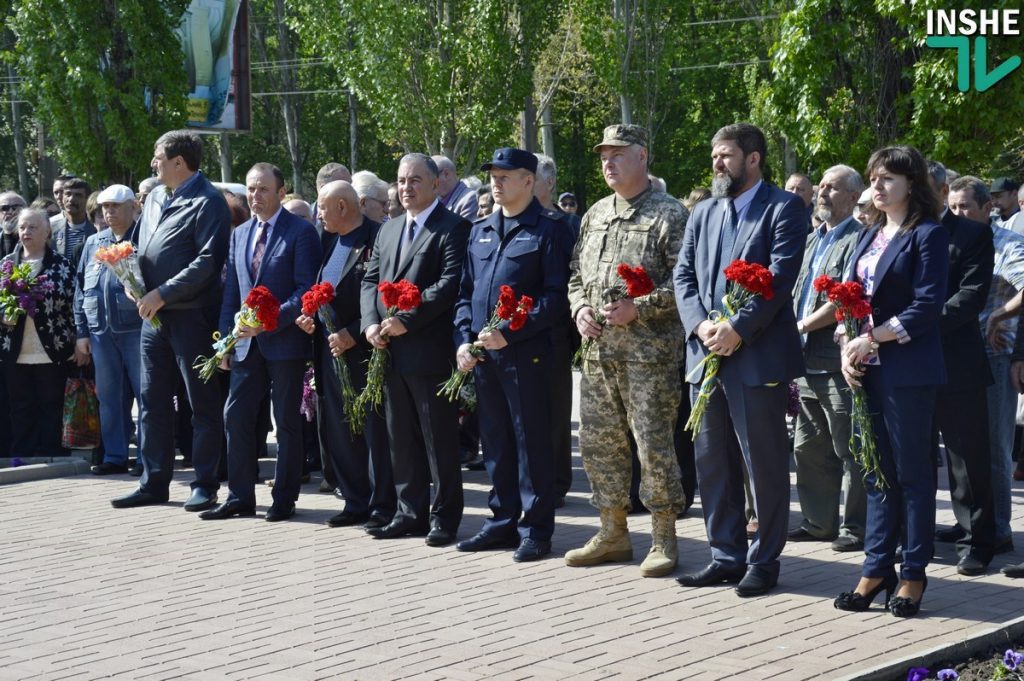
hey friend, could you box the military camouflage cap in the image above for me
[593,124,648,151]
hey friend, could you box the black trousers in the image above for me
[317,342,394,517]
[6,361,67,457]
[384,367,463,531]
[138,307,223,496]
[934,386,995,559]
[551,323,574,497]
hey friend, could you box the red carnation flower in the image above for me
[378,281,400,309]
[618,263,655,298]
[395,279,422,311]
[813,274,837,295]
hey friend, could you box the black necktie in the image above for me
[714,201,738,310]
[397,219,414,263]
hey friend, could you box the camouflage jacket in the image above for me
[568,187,687,363]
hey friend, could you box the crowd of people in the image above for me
[4,122,1024,617]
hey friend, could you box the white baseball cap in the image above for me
[97,184,136,204]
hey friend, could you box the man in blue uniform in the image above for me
[452,148,571,562]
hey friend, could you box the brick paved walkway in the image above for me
[3,413,1024,679]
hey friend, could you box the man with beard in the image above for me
[0,191,26,257]
[674,123,806,597]
[566,124,688,578]
[788,165,867,552]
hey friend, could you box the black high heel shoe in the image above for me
[834,571,898,611]
[889,576,928,618]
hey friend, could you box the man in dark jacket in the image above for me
[111,129,230,512]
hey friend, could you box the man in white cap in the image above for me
[74,184,144,475]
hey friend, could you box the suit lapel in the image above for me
[254,215,287,284]
[339,228,369,282]
[235,218,255,289]
[870,228,912,292]
[731,185,770,260]
[398,214,432,274]
[706,199,728,284]
[845,226,878,281]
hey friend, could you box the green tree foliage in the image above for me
[296,0,560,174]
[6,0,189,186]
[760,0,1024,178]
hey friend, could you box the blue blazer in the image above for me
[845,220,949,387]
[675,182,807,386]
[219,209,322,362]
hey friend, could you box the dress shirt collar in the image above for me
[731,179,762,218]
[407,198,440,232]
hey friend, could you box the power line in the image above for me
[252,88,348,96]
[669,59,769,72]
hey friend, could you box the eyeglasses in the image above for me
[0,204,24,212]
[560,201,577,208]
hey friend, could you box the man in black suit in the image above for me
[359,153,469,547]
[111,129,230,511]
[674,123,807,597]
[299,180,395,530]
[927,161,997,575]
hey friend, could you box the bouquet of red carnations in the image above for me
[685,259,774,438]
[572,263,655,368]
[813,274,883,489]
[356,279,421,413]
[437,285,534,402]
[193,285,280,381]
[94,241,160,329]
[301,282,365,434]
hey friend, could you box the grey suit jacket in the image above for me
[137,172,230,311]
[791,216,863,372]
[444,181,479,221]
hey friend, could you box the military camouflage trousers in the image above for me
[579,359,685,513]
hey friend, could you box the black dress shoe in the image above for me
[735,566,778,597]
[513,538,551,562]
[91,462,128,476]
[456,531,520,552]
[199,500,256,520]
[676,563,745,587]
[128,462,143,477]
[1002,562,1024,578]
[787,527,832,542]
[366,519,428,539]
[464,456,485,471]
[890,577,928,618]
[935,524,966,543]
[834,571,897,611]
[363,512,392,530]
[831,535,865,552]
[956,553,989,576]
[426,524,456,547]
[325,510,369,527]
[183,488,218,512]
[265,504,296,522]
[110,489,167,508]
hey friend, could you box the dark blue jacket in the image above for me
[675,182,807,385]
[74,226,142,338]
[453,198,570,349]
[846,220,949,387]
[220,208,322,362]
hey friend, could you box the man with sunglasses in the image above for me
[0,191,26,258]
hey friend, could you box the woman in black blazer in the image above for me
[833,146,949,618]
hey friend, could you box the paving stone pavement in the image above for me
[3,397,1024,679]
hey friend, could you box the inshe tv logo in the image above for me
[925,9,1022,92]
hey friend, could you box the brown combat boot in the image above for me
[639,510,678,577]
[564,507,633,567]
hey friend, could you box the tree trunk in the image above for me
[219,132,232,183]
[521,94,537,152]
[348,90,358,171]
[540,102,555,157]
[7,63,29,197]
[272,0,303,193]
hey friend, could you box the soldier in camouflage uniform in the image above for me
[566,124,688,578]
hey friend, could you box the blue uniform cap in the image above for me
[480,147,538,174]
